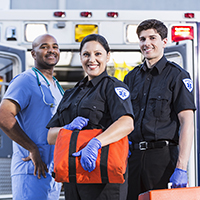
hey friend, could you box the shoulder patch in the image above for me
[114,87,130,100]
[182,78,193,92]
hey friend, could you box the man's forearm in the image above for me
[0,118,38,152]
[176,110,194,170]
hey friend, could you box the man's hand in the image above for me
[22,148,48,179]
[63,116,89,130]
[169,168,187,188]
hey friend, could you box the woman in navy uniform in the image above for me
[47,34,134,200]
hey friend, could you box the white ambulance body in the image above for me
[0,9,200,196]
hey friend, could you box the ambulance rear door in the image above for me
[164,39,197,187]
[0,43,25,196]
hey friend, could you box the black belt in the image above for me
[131,140,177,151]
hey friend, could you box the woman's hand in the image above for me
[47,116,89,145]
[72,138,101,172]
[63,116,89,130]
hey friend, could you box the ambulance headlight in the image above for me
[25,24,47,42]
[126,25,138,43]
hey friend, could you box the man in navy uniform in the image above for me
[124,19,196,200]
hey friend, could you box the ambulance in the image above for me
[0,9,200,195]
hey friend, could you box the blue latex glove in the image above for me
[128,140,132,158]
[169,168,187,188]
[72,138,101,172]
[63,116,89,130]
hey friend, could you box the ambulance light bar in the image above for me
[54,11,66,17]
[171,26,194,42]
[107,12,118,18]
[184,13,195,18]
[80,12,92,18]
[75,24,98,42]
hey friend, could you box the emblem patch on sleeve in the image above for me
[182,78,193,92]
[114,87,130,100]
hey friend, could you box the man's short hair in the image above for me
[136,19,168,40]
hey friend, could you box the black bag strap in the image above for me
[69,129,79,182]
[68,129,109,183]
[100,145,109,183]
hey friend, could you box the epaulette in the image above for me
[167,60,182,69]
[135,63,142,68]
[167,61,185,73]
[130,64,142,73]
[109,76,119,82]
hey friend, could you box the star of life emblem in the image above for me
[182,78,193,92]
[114,87,130,100]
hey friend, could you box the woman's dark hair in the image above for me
[80,34,110,53]
[136,19,168,40]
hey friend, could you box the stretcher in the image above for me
[138,187,200,200]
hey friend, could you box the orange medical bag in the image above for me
[53,128,128,184]
[138,187,200,200]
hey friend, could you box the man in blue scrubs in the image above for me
[0,34,63,200]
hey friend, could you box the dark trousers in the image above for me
[127,145,178,200]
[64,179,128,200]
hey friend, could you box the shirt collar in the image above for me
[77,70,109,87]
[141,56,168,75]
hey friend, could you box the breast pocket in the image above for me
[130,88,140,117]
[59,101,72,124]
[80,100,105,124]
[149,95,169,119]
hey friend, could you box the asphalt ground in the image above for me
[0,191,65,200]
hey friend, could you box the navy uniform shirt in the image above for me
[124,56,196,143]
[47,70,134,129]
